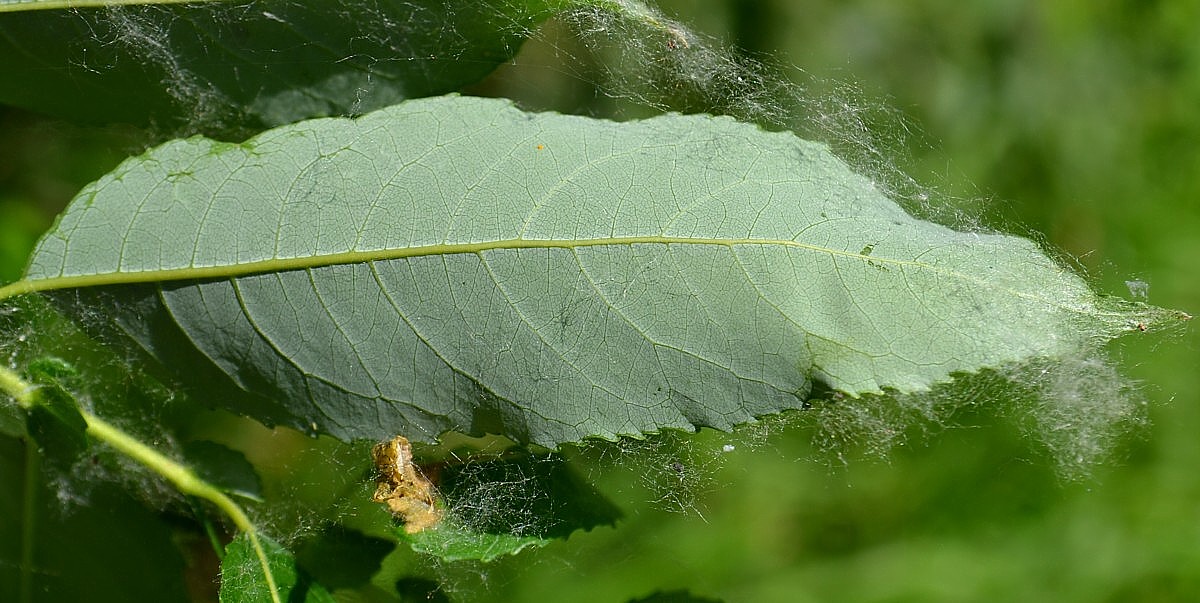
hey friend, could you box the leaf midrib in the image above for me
[0,0,213,14]
[0,234,1092,318]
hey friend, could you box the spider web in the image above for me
[0,1,1171,600]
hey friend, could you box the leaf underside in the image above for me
[12,95,1165,446]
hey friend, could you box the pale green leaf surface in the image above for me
[7,95,1170,445]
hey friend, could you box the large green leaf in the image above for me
[0,0,559,131]
[1,95,1176,446]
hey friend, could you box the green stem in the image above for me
[0,365,280,603]
[83,414,281,603]
[198,509,227,562]
[0,365,35,409]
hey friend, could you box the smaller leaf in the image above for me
[220,532,334,603]
[408,528,546,564]
[25,356,79,383]
[404,451,620,562]
[24,358,88,467]
[182,440,264,503]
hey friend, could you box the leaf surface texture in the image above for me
[14,95,1160,445]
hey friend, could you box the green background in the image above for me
[1,1,1197,601]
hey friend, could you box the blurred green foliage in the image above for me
[477,2,1200,602]
[1,1,1196,602]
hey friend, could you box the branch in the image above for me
[0,364,281,603]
